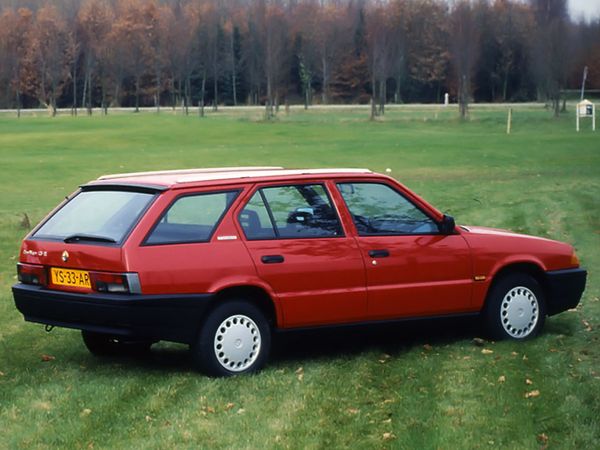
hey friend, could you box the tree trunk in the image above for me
[395,76,402,104]
[213,65,218,111]
[266,74,273,120]
[16,89,21,118]
[379,80,385,115]
[135,76,140,113]
[304,81,309,110]
[321,56,328,104]
[185,76,191,116]
[200,71,206,117]
[72,65,77,116]
[82,69,88,109]
[101,81,107,115]
[87,71,92,115]
[231,34,237,106]
[370,96,376,121]
[155,71,161,113]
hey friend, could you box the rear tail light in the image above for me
[17,263,47,286]
[90,272,141,294]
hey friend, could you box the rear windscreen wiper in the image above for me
[63,234,117,244]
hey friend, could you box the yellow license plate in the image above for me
[51,268,91,289]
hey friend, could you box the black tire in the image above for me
[483,273,547,340]
[192,300,271,377]
[81,330,154,356]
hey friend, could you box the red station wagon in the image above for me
[13,167,587,376]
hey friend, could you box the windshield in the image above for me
[33,189,155,244]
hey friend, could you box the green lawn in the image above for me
[0,106,598,449]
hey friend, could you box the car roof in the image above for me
[85,167,375,190]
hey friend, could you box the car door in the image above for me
[335,181,473,320]
[237,182,367,328]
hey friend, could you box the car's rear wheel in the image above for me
[483,273,546,340]
[81,330,154,356]
[192,300,271,377]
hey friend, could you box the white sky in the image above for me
[569,0,600,20]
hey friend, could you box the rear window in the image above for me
[33,189,155,244]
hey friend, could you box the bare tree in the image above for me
[530,0,570,117]
[27,4,72,116]
[0,8,33,117]
[449,0,480,119]
[406,0,450,102]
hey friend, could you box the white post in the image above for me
[576,107,580,132]
[593,104,596,131]
[444,93,449,107]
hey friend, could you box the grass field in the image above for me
[0,105,598,449]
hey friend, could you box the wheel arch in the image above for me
[485,262,549,307]
[212,285,279,328]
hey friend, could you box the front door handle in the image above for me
[261,255,285,264]
[368,249,390,258]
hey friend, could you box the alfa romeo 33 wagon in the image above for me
[13,167,587,376]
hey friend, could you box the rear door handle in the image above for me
[261,255,285,264]
[368,249,390,258]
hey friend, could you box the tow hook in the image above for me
[45,325,54,333]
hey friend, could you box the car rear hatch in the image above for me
[18,185,159,295]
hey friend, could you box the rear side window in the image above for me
[145,191,239,245]
[239,184,342,239]
[33,190,155,244]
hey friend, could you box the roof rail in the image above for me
[175,168,372,184]
[98,166,285,181]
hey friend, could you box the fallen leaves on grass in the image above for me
[0,371,5,376]
[379,353,391,363]
[224,402,235,412]
[537,433,549,447]
[525,390,540,399]
[481,349,494,355]
[525,378,533,385]
[472,337,486,346]
[237,408,245,415]
[498,375,506,383]
[296,367,304,381]
[145,415,153,422]
[423,344,432,351]
[582,320,592,332]
[41,354,55,362]
[347,408,360,415]
[382,432,395,441]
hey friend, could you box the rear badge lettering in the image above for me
[23,249,47,257]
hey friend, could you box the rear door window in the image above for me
[145,190,239,245]
[239,184,343,239]
[33,189,155,244]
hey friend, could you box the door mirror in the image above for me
[438,214,456,234]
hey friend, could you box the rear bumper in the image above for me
[544,268,587,316]
[12,283,214,344]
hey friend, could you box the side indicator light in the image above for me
[570,252,580,267]
[474,275,486,282]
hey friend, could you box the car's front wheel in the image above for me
[192,300,271,377]
[483,273,546,340]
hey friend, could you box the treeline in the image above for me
[0,0,598,117]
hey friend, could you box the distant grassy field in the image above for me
[0,105,598,449]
